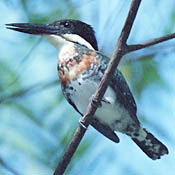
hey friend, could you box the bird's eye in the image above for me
[64,22,71,28]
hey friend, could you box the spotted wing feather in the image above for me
[96,52,139,124]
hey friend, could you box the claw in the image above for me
[102,97,111,104]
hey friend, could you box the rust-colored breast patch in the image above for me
[58,49,100,87]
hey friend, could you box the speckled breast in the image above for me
[57,45,101,89]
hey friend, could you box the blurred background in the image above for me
[0,0,175,174]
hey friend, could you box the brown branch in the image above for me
[53,0,142,174]
[127,33,175,52]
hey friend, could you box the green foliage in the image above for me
[0,60,21,94]
[165,7,175,34]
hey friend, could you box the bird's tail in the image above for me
[127,126,168,160]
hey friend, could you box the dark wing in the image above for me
[111,69,140,125]
[97,52,140,125]
[65,96,120,143]
[90,117,120,143]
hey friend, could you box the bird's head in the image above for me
[6,19,98,51]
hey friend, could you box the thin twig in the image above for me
[122,43,175,63]
[127,33,175,52]
[53,0,142,174]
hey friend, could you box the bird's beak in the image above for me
[6,23,60,35]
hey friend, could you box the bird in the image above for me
[6,19,168,160]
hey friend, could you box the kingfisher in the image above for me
[6,19,168,160]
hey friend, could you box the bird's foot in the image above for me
[89,95,111,108]
[89,94,102,108]
[101,97,111,104]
